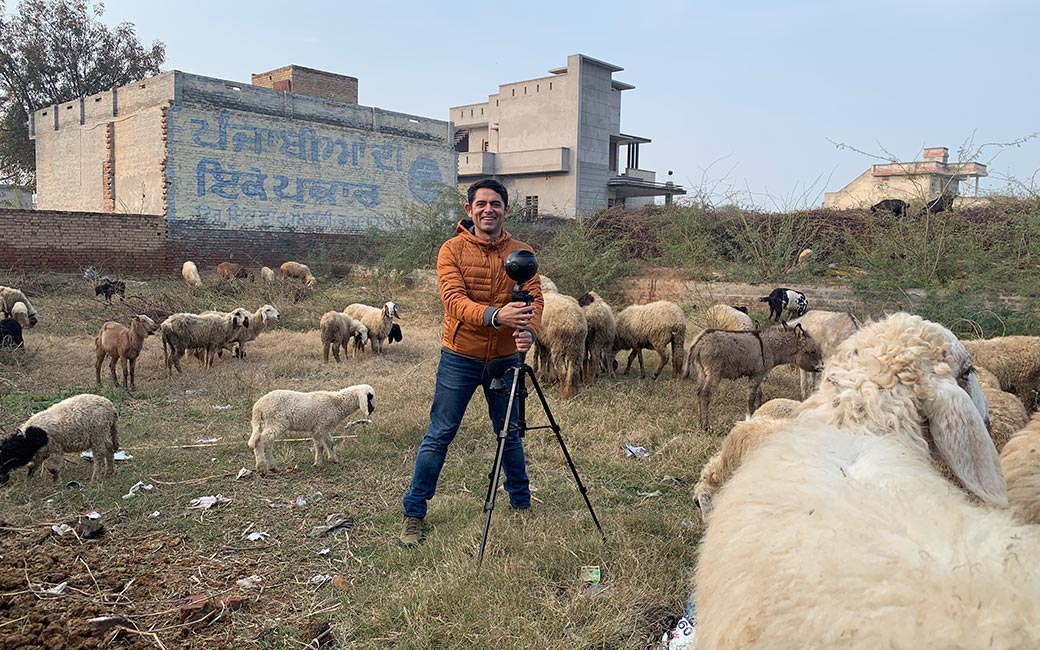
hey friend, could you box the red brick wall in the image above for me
[0,208,168,273]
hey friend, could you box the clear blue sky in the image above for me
[98,0,1038,209]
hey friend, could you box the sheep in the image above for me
[685,323,822,431]
[260,266,275,283]
[248,384,375,476]
[217,261,253,283]
[320,312,368,363]
[788,309,861,398]
[538,274,559,294]
[94,278,126,302]
[160,309,249,374]
[750,396,800,419]
[386,323,403,345]
[204,304,279,359]
[694,313,1019,650]
[976,365,1029,452]
[962,336,1040,409]
[1002,412,1040,525]
[577,291,617,380]
[757,287,808,321]
[703,304,754,332]
[280,261,316,287]
[0,317,24,348]
[535,291,587,400]
[94,315,158,390]
[0,394,119,483]
[344,301,400,353]
[613,301,686,380]
[182,261,203,288]
[0,286,38,327]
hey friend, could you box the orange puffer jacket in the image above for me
[437,220,543,361]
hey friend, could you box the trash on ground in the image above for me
[88,615,132,631]
[51,524,73,537]
[80,450,133,461]
[235,468,253,480]
[308,513,354,538]
[309,574,333,586]
[638,490,663,498]
[245,531,269,542]
[212,404,232,411]
[84,510,101,520]
[661,475,684,487]
[63,481,82,490]
[625,444,650,459]
[30,581,68,595]
[317,548,330,556]
[196,437,221,444]
[660,591,698,650]
[122,481,154,499]
[236,575,263,589]
[585,583,609,597]
[187,494,232,510]
[578,565,601,585]
[345,418,372,428]
[75,516,105,539]
[149,511,161,518]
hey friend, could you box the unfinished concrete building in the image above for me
[823,147,987,212]
[451,54,684,217]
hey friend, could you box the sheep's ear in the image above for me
[925,376,1008,508]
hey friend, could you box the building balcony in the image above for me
[608,170,686,198]
[458,152,496,176]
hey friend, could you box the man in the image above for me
[400,178,543,548]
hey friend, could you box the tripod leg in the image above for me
[477,363,524,568]
[522,367,607,542]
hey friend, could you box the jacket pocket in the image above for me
[449,319,463,346]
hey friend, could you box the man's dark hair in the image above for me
[467,179,508,207]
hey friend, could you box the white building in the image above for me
[451,54,684,217]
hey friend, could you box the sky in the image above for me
[96,0,1039,209]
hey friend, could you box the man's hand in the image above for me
[513,328,533,353]
[496,301,535,329]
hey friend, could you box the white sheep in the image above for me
[280,261,316,287]
[613,301,686,380]
[535,290,587,400]
[181,261,203,288]
[260,266,275,283]
[2,394,119,483]
[694,313,1020,650]
[703,304,754,332]
[344,301,399,353]
[962,336,1040,409]
[538,274,559,294]
[1002,412,1040,525]
[211,304,279,359]
[577,291,617,380]
[788,309,861,398]
[975,365,1029,452]
[160,309,248,373]
[320,311,368,362]
[0,286,38,327]
[10,301,30,328]
[248,384,375,475]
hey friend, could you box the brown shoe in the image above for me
[399,516,424,548]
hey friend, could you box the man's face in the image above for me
[465,187,509,240]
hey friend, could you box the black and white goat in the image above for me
[0,317,24,348]
[94,278,126,302]
[0,427,48,484]
[758,288,808,322]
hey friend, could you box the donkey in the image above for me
[685,323,822,431]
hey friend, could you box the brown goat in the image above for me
[217,262,253,283]
[94,315,158,390]
[686,323,822,431]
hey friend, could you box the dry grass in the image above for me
[0,274,805,648]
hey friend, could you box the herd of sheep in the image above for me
[5,269,1040,645]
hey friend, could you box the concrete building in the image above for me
[823,147,987,212]
[451,54,684,217]
[30,68,455,237]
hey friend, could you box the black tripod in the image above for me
[477,342,606,568]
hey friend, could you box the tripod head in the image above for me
[504,249,538,305]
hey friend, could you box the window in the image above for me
[525,195,539,218]
[482,140,489,152]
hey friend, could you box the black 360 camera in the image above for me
[504,249,538,304]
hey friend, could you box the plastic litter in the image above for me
[80,450,133,461]
[245,531,269,542]
[196,437,221,444]
[660,591,698,650]
[236,575,263,589]
[85,511,101,520]
[624,444,650,459]
[63,481,82,490]
[149,511,161,518]
[235,468,253,480]
[317,548,331,556]
[122,481,153,499]
[187,494,232,510]
[31,581,68,595]
[212,404,232,411]
[307,513,354,538]
[51,523,73,537]
[309,574,333,586]
[578,565,601,585]
[88,615,132,631]
[637,490,663,498]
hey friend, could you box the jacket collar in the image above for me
[457,219,511,248]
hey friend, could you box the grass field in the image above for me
[0,273,808,649]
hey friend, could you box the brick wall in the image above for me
[0,209,168,273]
[251,65,359,104]
[165,223,375,270]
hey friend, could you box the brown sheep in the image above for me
[217,261,253,283]
[94,315,158,390]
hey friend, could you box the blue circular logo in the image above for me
[408,156,443,204]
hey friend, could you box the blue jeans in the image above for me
[403,348,530,518]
